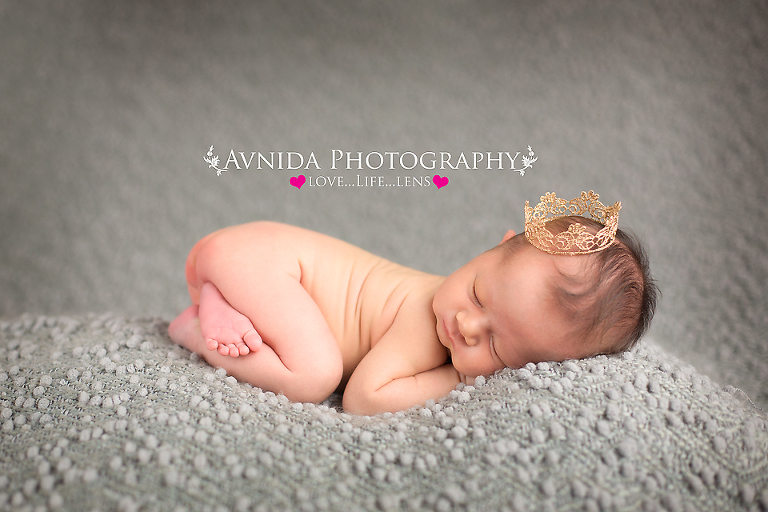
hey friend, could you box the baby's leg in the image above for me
[178,230,261,357]
[171,223,344,403]
[169,305,335,403]
[198,282,262,357]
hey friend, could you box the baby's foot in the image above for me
[198,282,263,357]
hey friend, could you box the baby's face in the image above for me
[433,242,587,378]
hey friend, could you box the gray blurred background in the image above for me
[1,1,766,407]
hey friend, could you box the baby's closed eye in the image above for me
[472,279,482,307]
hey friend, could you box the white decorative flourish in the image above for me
[204,145,226,176]
[518,146,538,176]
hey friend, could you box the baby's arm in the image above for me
[342,298,461,415]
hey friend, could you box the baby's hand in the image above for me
[198,282,264,358]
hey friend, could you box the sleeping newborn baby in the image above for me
[169,191,658,415]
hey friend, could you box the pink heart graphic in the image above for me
[290,175,306,189]
[433,175,449,189]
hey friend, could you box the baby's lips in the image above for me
[442,319,459,350]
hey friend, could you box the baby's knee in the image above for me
[287,359,343,404]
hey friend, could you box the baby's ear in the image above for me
[499,230,516,245]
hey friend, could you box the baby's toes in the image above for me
[220,342,247,358]
[242,330,262,352]
[206,337,220,352]
[205,327,240,352]
[235,342,250,357]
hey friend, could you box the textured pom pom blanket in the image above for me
[1,314,765,511]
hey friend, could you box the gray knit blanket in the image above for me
[1,314,765,512]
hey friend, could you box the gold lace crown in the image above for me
[524,190,621,255]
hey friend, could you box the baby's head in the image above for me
[504,215,657,356]
[433,191,658,378]
[519,191,657,357]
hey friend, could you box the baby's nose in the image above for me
[456,311,487,345]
